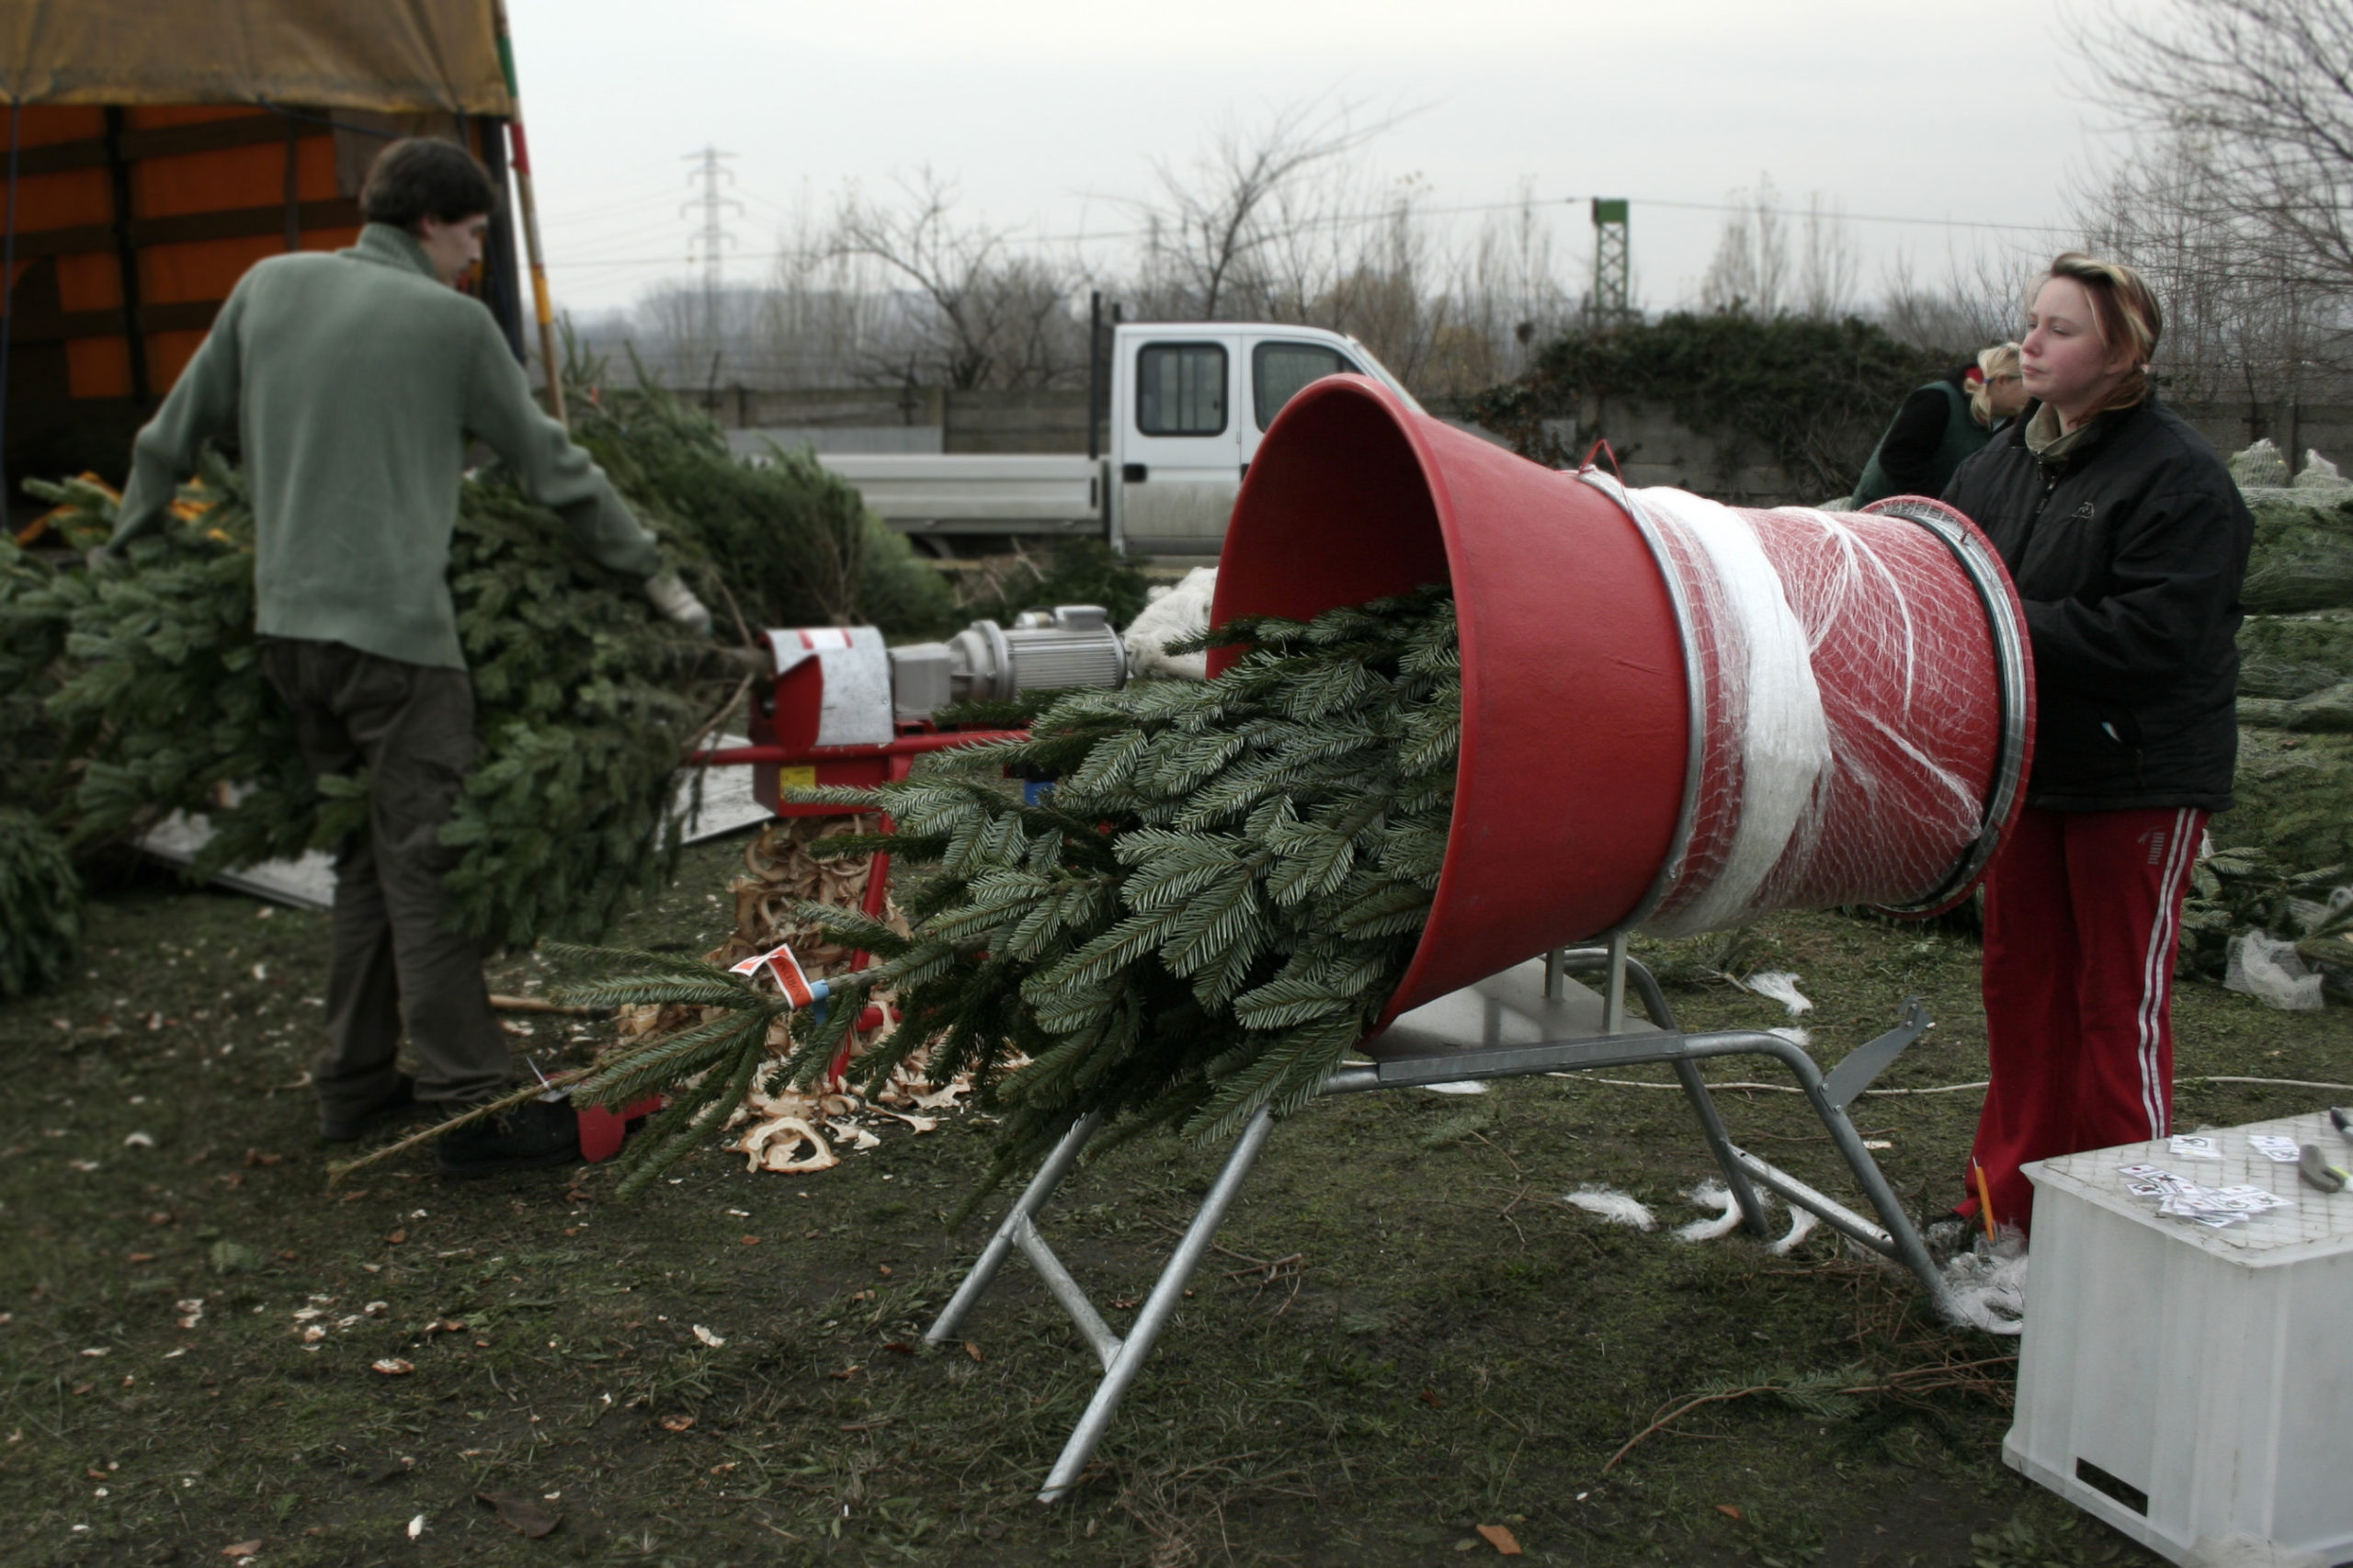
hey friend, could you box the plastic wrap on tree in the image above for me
[1209,375,2032,1027]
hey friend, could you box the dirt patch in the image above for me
[8,841,2343,1564]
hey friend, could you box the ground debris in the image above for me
[1560,1184,1657,1231]
[610,818,998,1178]
[1474,1522,1523,1554]
[476,1490,561,1539]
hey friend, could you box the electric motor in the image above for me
[907,606,1128,710]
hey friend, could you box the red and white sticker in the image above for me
[730,942,818,1008]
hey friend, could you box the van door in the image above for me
[1240,335,1366,465]
[1118,335,1243,557]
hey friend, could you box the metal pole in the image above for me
[926,1112,1102,1344]
[0,100,19,521]
[1086,290,1102,462]
[1040,1105,1279,1502]
[490,0,565,424]
[100,108,152,407]
[1603,931,1630,1035]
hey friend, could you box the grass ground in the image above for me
[6,835,2351,1567]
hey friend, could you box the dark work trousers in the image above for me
[260,638,509,1115]
[1962,804,2208,1233]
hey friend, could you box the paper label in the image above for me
[2119,1163,2290,1227]
[2249,1135,2302,1164]
[729,941,818,1008]
[776,765,817,791]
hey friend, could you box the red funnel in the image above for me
[1208,377,2031,1025]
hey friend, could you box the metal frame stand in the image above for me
[925,940,1953,1502]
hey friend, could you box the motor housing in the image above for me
[913,605,1129,710]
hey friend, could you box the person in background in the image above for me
[1937,254,2250,1238]
[93,138,713,1176]
[1849,341,2028,508]
[1972,340,2027,437]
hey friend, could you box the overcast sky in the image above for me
[504,0,2123,324]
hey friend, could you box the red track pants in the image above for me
[1962,804,2208,1232]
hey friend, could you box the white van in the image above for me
[813,323,1422,559]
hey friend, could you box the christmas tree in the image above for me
[540,586,1461,1201]
[0,376,954,983]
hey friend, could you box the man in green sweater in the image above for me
[97,139,710,1176]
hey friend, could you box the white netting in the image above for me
[1121,566,1218,681]
[2224,930,2325,1011]
[1626,491,2004,937]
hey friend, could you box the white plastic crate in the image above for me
[2011,1110,2353,1565]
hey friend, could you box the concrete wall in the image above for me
[1546,396,2353,507]
[1541,398,1807,506]
[2183,402,2353,476]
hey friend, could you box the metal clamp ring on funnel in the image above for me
[1573,468,1708,936]
[1856,496,2034,916]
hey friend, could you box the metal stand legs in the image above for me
[925,949,1952,1502]
[925,1107,1280,1501]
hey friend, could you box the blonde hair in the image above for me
[2044,253,2163,412]
[1970,340,2021,426]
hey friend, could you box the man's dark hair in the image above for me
[359,139,498,231]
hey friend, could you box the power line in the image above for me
[536,189,2082,273]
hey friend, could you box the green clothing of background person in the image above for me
[95,139,712,1175]
[1849,345,2027,509]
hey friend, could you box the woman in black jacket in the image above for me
[1939,254,2251,1235]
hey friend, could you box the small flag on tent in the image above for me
[730,942,820,1009]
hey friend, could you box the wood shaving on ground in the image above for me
[608,818,1006,1177]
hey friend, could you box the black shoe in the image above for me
[434,1098,581,1178]
[320,1074,418,1142]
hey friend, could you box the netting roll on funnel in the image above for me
[1207,376,2034,1027]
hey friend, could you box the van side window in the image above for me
[1253,341,1361,430]
[1135,343,1228,437]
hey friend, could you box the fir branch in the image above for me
[552,584,1461,1207]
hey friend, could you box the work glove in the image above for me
[643,570,714,639]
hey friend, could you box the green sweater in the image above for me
[107,223,661,670]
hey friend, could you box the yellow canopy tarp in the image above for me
[0,1,512,114]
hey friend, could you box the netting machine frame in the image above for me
[926,939,1954,1503]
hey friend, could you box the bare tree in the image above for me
[1877,247,2035,354]
[1797,195,1861,321]
[2070,134,2351,408]
[1699,176,1790,316]
[756,194,915,389]
[1134,100,1390,321]
[829,170,1084,391]
[605,278,772,390]
[1700,176,1863,320]
[2087,0,2353,294]
[1430,184,1580,391]
[578,98,1586,405]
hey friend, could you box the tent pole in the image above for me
[1,99,17,523]
[490,0,565,424]
[101,108,153,408]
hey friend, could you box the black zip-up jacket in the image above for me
[1940,396,2251,812]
